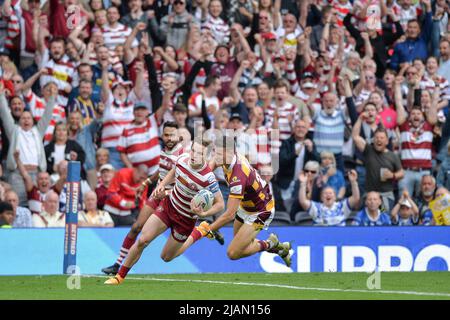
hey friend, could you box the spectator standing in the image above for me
[0,83,55,206]
[159,0,196,50]
[103,165,148,226]
[394,75,437,197]
[117,101,161,175]
[95,163,115,210]
[352,125,404,212]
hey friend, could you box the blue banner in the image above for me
[63,161,81,274]
[0,227,449,275]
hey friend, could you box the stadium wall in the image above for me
[0,227,449,275]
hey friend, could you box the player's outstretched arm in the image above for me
[209,197,241,231]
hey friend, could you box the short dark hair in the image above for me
[204,75,220,88]
[273,79,290,91]
[78,63,92,71]
[50,37,66,46]
[163,121,178,130]
[0,202,13,215]
[374,127,388,138]
[79,79,93,87]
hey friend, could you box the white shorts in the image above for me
[236,207,275,231]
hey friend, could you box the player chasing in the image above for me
[101,123,223,275]
[105,139,225,285]
[172,136,292,267]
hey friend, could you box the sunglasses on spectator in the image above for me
[304,170,317,174]
[174,0,185,5]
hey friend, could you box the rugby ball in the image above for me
[192,189,214,211]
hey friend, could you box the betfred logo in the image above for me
[260,245,450,273]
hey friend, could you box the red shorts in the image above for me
[154,197,196,243]
[146,196,161,210]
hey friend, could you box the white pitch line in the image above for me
[84,275,450,298]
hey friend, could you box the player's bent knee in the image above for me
[137,236,151,248]
[227,248,242,260]
[160,253,175,262]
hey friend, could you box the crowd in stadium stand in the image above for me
[0,0,449,228]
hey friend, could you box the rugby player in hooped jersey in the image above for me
[173,136,292,266]
[105,139,225,285]
[101,121,183,275]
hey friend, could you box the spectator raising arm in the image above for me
[394,76,408,126]
[298,171,312,211]
[124,23,146,65]
[347,170,360,209]
[352,113,368,153]
[13,151,34,194]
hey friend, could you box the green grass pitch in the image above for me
[0,272,449,300]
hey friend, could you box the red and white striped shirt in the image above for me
[265,102,300,141]
[5,9,20,50]
[244,126,279,167]
[333,0,353,27]
[101,92,137,148]
[420,75,450,101]
[24,91,66,145]
[101,23,138,50]
[202,15,230,44]
[39,49,78,107]
[170,153,219,219]
[159,143,184,187]
[399,121,434,169]
[117,115,161,174]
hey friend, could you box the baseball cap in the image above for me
[229,113,242,121]
[133,101,147,110]
[100,164,114,172]
[400,199,412,208]
[0,48,10,56]
[302,71,315,79]
[262,32,277,41]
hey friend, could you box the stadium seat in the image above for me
[294,211,313,226]
[271,211,292,226]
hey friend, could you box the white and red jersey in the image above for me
[24,91,66,145]
[420,74,450,101]
[201,15,230,44]
[188,92,221,115]
[39,49,78,107]
[4,0,20,50]
[333,0,353,27]
[101,92,137,148]
[392,2,422,31]
[264,102,300,141]
[101,23,138,50]
[244,126,279,167]
[117,115,161,174]
[170,153,220,219]
[159,143,184,188]
[399,121,434,169]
